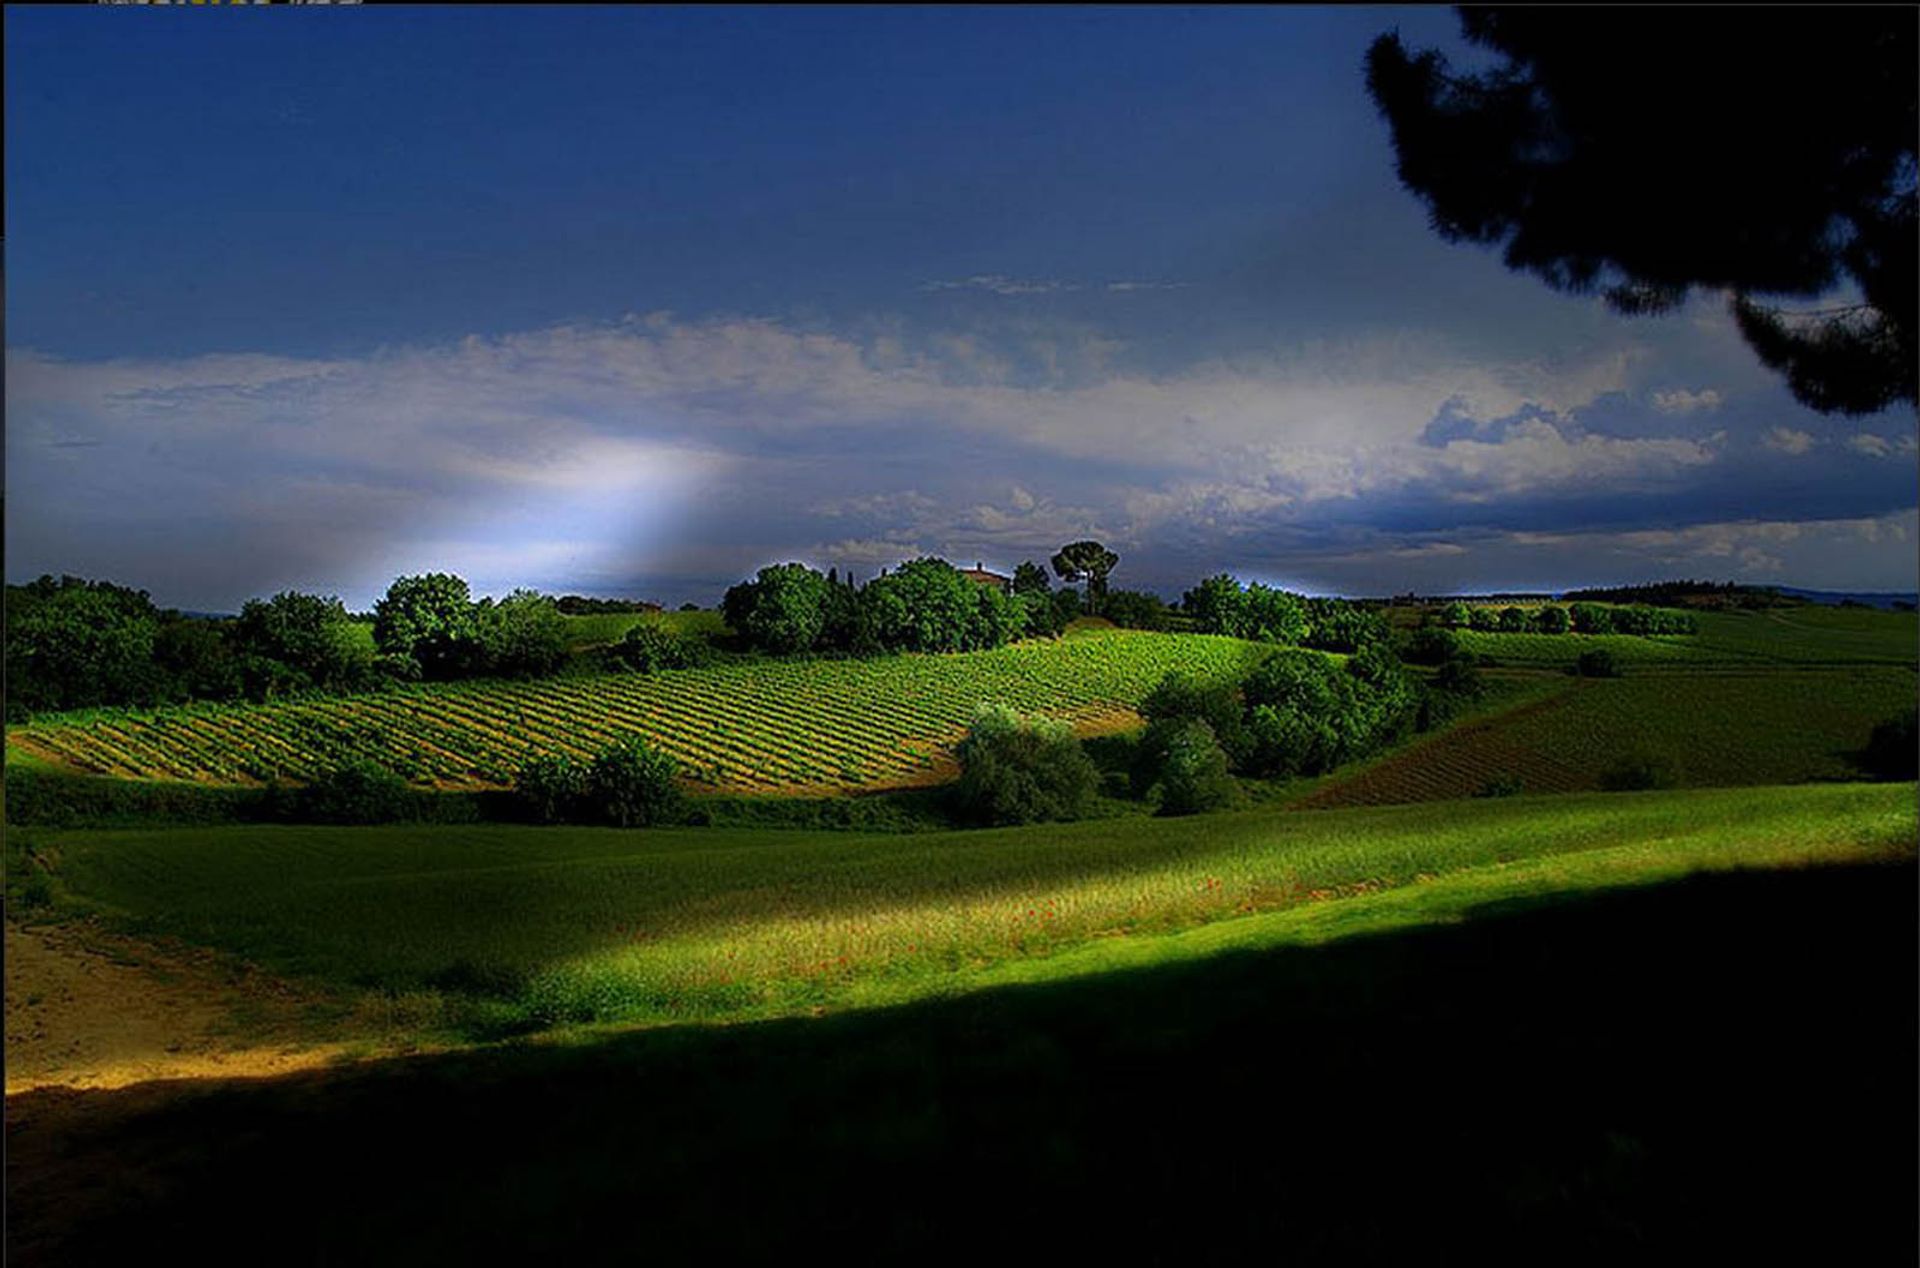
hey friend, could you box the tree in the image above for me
[373,573,483,680]
[1012,560,1053,597]
[951,704,1100,827]
[1050,541,1120,615]
[1101,589,1170,632]
[476,589,569,678]
[735,563,830,655]
[1182,573,1247,637]
[861,558,979,653]
[1366,8,1916,414]
[4,576,164,717]
[231,590,374,693]
[1241,584,1309,645]
[1140,717,1241,817]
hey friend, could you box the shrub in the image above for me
[612,621,703,673]
[1535,605,1571,634]
[586,736,683,828]
[1569,602,1614,634]
[1137,671,1252,772]
[1468,607,1497,631]
[1416,653,1485,730]
[515,753,589,824]
[1860,708,1919,781]
[1439,601,1472,629]
[1432,655,1484,699]
[1142,718,1242,816]
[300,759,416,824]
[1402,626,1462,666]
[1598,751,1677,792]
[951,705,1100,827]
[1475,772,1526,798]
[1497,606,1530,633]
[1575,649,1621,678]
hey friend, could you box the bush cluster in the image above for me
[1575,649,1622,678]
[607,620,709,673]
[950,705,1101,826]
[373,576,569,682]
[1437,601,1695,637]
[514,736,684,827]
[1136,717,1242,816]
[1179,575,1387,651]
[1598,752,1677,792]
[1134,644,1420,796]
[721,559,1065,657]
[1860,708,1918,781]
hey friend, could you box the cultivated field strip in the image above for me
[1297,667,1915,809]
[8,632,1264,794]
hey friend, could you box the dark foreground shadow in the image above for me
[8,861,1916,1265]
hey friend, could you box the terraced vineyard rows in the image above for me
[7,632,1267,795]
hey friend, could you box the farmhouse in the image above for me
[956,562,1012,593]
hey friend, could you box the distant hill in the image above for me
[1771,586,1918,611]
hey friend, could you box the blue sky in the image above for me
[7,6,1915,609]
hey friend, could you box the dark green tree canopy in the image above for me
[1011,561,1053,596]
[1367,8,1916,414]
[372,573,483,680]
[1050,541,1119,611]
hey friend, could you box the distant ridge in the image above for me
[1771,586,1919,611]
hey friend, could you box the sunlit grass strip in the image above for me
[36,783,1915,1035]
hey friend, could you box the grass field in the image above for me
[1454,604,1917,669]
[556,608,726,650]
[18,782,1911,1037]
[11,854,1913,1264]
[1299,667,1914,807]
[6,630,1267,794]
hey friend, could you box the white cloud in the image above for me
[1651,387,1723,415]
[1762,426,1816,455]
[1845,432,1916,458]
[919,275,1075,296]
[1503,511,1915,581]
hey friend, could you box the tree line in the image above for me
[1434,601,1697,637]
[3,572,578,721]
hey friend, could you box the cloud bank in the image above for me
[7,308,1915,609]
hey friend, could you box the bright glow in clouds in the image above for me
[5,306,1916,608]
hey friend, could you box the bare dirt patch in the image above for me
[5,917,370,1094]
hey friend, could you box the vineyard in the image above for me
[6,631,1267,795]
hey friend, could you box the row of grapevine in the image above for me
[8,631,1264,795]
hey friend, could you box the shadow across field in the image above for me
[8,860,1915,1266]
